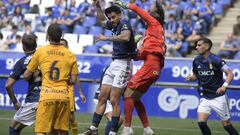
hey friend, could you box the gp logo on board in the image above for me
[158,88,199,119]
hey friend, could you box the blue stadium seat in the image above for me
[104,30,112,36]
[73,25,88,34]
[82,16,97,27]
[88,26,103,36]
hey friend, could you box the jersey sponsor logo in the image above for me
[158,88,199,119]
[198,70,214,76]
[24,55,32,65]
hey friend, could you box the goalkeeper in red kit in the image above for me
[115,1,166,135]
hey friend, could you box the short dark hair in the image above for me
[0,32,3,39]
[105,5,121,17]
[47,24,62,43]
[12,25,18,30]
[151,1,165,26]
[22,34,37,51]
[60,38,68,48]
[197,37,213,50]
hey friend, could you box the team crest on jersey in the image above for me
[209,63,213,69]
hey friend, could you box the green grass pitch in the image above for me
[0,110,239,135]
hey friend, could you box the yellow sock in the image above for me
[71,121,78,135]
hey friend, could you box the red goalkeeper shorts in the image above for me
[127,54,164,93]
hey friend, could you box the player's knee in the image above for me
[110,97,120,107]
[98,94,108,104]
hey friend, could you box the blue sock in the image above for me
[224,124,239,135]
[111,116,120,132]
[92,112,103,128]
[198,122,211,135]
[104,121,111,135]
[9,127,20,135]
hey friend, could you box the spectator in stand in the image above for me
[184,0,200,21]
[165,37,183,57]
[57,8,80,33]
[171,0,186,20]
[0,6,10,29]
[164,1,176,22]
[23,23,37,39]
[10,5,24,30]
[16,0,30,14]
[69,0,78,17]
[218,34,239,59]
[233,15,240,37]
[35,7,57,32]
[4,25,21,50]
[165,14,179,41]
[6,0,16,15]
[197,0,214,33]
[177,14,195,40]
[77,0,90,15]
[52,0,65,18]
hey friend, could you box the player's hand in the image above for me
[80,94,86,103]
[216,86,226,94]
[115,0,128,9]
[186,75,193,82]
[14,102,21,110]
[92,0,100,7]
[95,34,108,42]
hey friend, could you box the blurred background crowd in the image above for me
[0,0,239,59]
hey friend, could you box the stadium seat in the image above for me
[88,26,103,36]
[62,33,79,48]
[82,16,97,27]
[73,25,88,34]
[104,30,112,37]
[78,34,94,47]
[35,32,48,46]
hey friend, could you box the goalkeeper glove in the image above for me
[115,0,128,9]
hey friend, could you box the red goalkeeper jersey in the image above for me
[128,3,165,58]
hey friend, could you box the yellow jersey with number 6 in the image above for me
[27,44,78,101]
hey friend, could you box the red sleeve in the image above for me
[128,3,156,26]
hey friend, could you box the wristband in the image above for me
[223,82,229,87]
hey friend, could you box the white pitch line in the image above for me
[0,117,228,134]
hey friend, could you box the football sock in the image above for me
[104,121,111,135]
[111,116,120,132]
[198,122,211,135]
[92,112,103,128]
[224,124,239,135]
[124,97,134,127]
[134,100,149,128]
[9,127,20,135]
[71,121,78,135]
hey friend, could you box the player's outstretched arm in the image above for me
[216,68,233,94]
[76,78,86,103]
[5,78,21,110]
[68,74,78,85]
[23,69,33,81]
[93,0,107,28]
[115,0,154,26]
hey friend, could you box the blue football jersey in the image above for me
[106,19,136,59]
[10,52,41,103]
[193,53,226,99]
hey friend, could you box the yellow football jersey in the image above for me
[27,44,78,101]
[68,85,75,112]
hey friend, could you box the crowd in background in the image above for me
[0,0,239,59]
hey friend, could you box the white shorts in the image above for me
[102,59,132,89]
[93,99,113,115]
[13,102,38,126]
[197,95,231,121]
